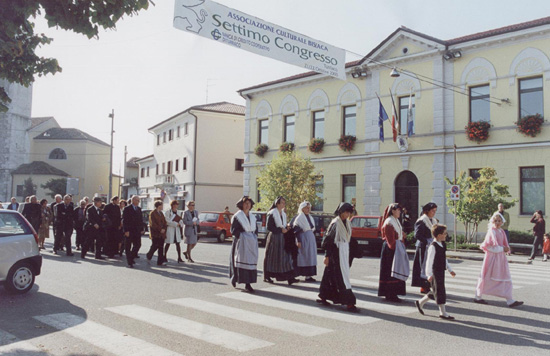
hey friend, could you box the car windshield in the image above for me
[351,217,379,228]
[199,213,218,222]
[0,213,32,237]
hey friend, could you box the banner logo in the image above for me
[174,0,209,34]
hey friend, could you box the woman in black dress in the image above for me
[411,202,438,293]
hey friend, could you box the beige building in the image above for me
[239,17,550,233]
[137,102,245,212]
[11,119,112,202]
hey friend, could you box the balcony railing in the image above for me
[155,174,176,187]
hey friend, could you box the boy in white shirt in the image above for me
[415,224,456,320]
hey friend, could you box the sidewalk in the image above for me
[406,245,535,265]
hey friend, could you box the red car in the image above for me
[198,212,233,243]
[350,215,383,256]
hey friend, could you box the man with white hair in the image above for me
[22,195,42,233]
[122,195,145,268]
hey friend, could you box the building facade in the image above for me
[239,17,550,232]
[137,102,245,212]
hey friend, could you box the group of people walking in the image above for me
[226,196,526,320]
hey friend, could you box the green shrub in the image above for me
[509,230,534,244]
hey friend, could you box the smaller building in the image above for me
[137,102,245,212]
[11,161,69,199]
[121,157,140,200]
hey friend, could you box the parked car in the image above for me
[250,211,267,246]
[0,210,42,294]
[198,212,233,243]
[350,215,384,256]
[311,213,334,249]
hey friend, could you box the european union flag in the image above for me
[378,97,389,142]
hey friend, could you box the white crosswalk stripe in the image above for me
[0,329,47,356]
[218,289,378,324]
[166,297,332,336]
[33,313,182,356]
[105,304,274,352]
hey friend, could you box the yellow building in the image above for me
[11,119,113,202]
[239,17,550,233]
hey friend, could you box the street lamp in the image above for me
[109,109,115,201]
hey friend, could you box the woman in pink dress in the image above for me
[474,212,523,308]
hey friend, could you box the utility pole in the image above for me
[108,109,115,201]
[454,144,457,251]
[124,145,128,199]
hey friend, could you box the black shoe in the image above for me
[263,278,274,284]
[183,252,189,260]
[386,296,402,303]
[346,305,360,313]
[95,257,105,260]
[509,301,524,308]
[415,300,425,315]
[135,255,140,259]
[177,258,184,263]
[305,277,316,282]
[127,264,134,268]
[231,280,237,288]
[287,278,299,285]
[439,315,455,321]
[474,298,489,305]
[245,284,254,293]
[316,299,331,306]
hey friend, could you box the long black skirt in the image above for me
[318,260,356,306]
[229,239,257,284]
[411,244,430,289]
[378,241,406,297]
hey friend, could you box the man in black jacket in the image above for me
[50,194,63,251]
[7,197,19,211]
[123,195,144,268]
[103,196,122,258]
[81,197,105,260]
[22,195,42,233]
[54,195,75,256]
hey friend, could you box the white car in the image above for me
[0,210,42,294]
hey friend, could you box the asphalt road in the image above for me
[1,235,549,356]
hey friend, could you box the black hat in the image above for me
[236,196,255,210]
[334,202,354,216]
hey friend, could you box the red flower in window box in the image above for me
[338,135,357,152]
[515,114,544,137]
[279,142,295,153]
[465,121,490,143]
[308,138,325,153]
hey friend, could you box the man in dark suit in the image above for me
[22,195,42,232]
[50,194,63,251]
[54,195,75,256]
[81,197,105,260]
[103,196,122,258]
[7,197,19,211]
[123,195,144,268]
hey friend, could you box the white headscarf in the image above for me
[268,207,287,229]
[293,201,315,232]
[488,212,506,229]
[232,210,257,233]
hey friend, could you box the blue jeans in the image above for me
[504,230,510,244]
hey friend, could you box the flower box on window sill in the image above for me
[338,135,356,152]
[465,121,490,143]
[255,143,269,157]
[279,142,295,153]
[308,138,325,153]
[515,114,544,137]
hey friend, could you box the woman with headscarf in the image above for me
[263,196,298,285]
[378,203,408,302]
[293,201,317,282]
[474,212,523,308]
[229,196,258,292]
[317,202,358,313]
[412,202,438,293]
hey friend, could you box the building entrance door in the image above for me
[394,171,419,231]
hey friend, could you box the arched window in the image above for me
[49,148,67,160]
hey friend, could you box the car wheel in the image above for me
[5,261,35,294]
[218,231,227,243]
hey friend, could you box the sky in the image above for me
[30,0,550,175]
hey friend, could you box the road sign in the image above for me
[450,185,460,201]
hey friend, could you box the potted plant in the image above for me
[279,142,295,153]
[515,114,544,137]
[255,143,269,157]
[308,138,325,153]
[465,121,490,143]
[338,135,356,152]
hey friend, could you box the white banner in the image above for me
[173,0,346,80]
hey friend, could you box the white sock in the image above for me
[419,294,430,308]
[438,304,448,317]
[474,294,482,300]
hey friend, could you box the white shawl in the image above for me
[294,202,314,232]
[384,216,403,241]
[334,217,352,244]
[232,210,257,233]
[417,214,437,231]
[268,208,287,229]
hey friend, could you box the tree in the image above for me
[22,177,37,197]
[256,152,322,217]
[41,178,67,199]
[445,167,516,242]
[0,0,152,112]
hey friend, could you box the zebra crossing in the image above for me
[1,263,548,355]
